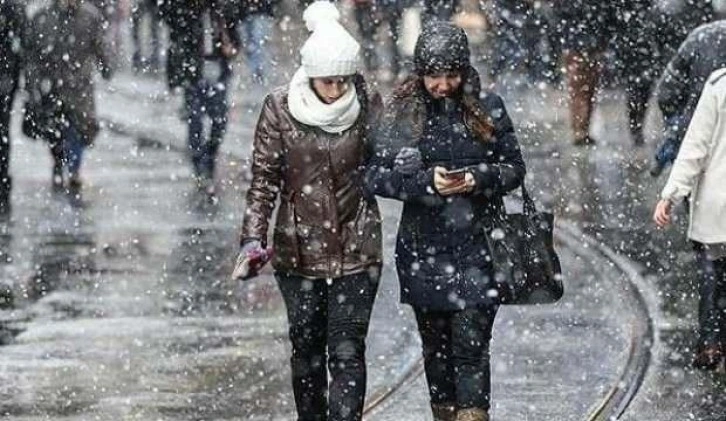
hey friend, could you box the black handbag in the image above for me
[486,184,563,305]
[22,94,58,142]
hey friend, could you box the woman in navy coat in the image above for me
[366,22,526,421]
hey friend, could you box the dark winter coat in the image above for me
[365,67,526,311]
[24,2,113,144]
[657,20,726,139]
[160,1,207,89]
[0,1,25,98]
[161,1,238,90]
[240,76,383,279]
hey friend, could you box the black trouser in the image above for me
[414,305,498,410]
[184,77,229,181]
[617,19,658,145]
[277,271,380,421]
[693,243,726,349]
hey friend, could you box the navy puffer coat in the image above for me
[366,67,526,311]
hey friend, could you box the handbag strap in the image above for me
[521,182,538,216]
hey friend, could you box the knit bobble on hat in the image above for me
[300,1,360,77]
[303,1,340,31]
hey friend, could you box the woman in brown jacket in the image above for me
[237,2,382,420]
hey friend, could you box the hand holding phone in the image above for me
[434,167,472,196]
[444,168,468,182]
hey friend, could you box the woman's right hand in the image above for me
[231,239,266,281]
[434,166,469,196]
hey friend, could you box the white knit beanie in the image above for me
[300,1,360,77]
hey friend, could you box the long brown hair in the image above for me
[392,69,496,143]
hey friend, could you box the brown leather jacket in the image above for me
[240,77,383,278]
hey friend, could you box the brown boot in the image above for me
[456,408,489,421]
[432,403,457,421]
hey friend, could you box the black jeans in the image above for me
[693,243,726,349]
[184,76,229,181]
[277,271,380,421]
[414,305,498,410]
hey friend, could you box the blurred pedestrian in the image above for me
[611,1,659,147]
[89,0,125,58]
[131,0,162,73]
[485,0,559,84]
[236,2,383,419]
[24,0,114,198]
[652,20,726,176]
[654,68,726,371]
[352,0,405,82]
[553,0,654,147]
[621,0,713,154]
[366,22,526,421]
[233,0,278,85]
[0,0,25,215]
[159,0,237,197]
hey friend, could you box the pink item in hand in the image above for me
[231,247,274,281]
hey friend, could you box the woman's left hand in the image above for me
[394,147,423,175]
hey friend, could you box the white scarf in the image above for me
[287,68,361,134]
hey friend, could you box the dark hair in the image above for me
[391,67,495,143]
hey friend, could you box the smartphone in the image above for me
[444,168,467,181]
